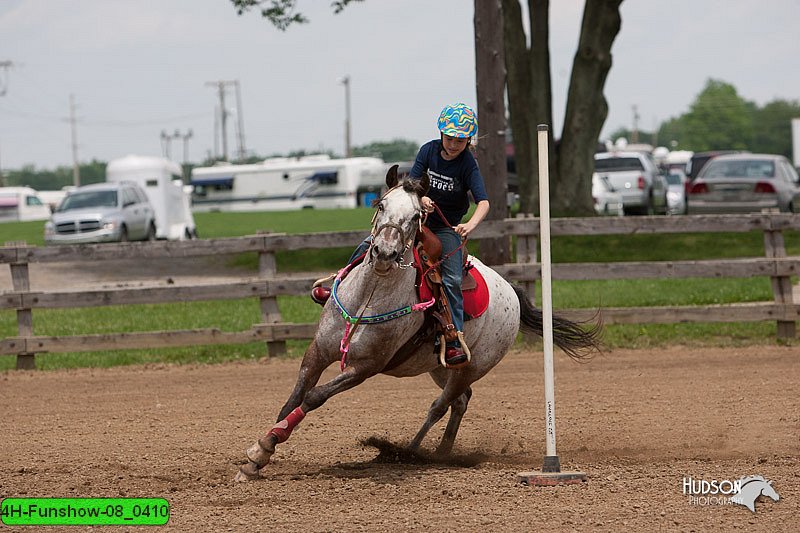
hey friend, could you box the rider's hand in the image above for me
[454,222,475,239]
[421,196,435,214]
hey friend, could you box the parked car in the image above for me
[686,153,800,214]
[665,169,688,215]
[593,151,668,215]
[44,182,156,244]
[592,173,624,215]
[684,150,742,182]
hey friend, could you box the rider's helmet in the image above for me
[437,103,478,139]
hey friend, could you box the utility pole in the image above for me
[205,80,245,161]
[69,94,80,187]
[340,75,352,157]
[0,60,13,96]
[0,60,13,185]
[181,129,193,165]
[234,80,246,160]
[631,104,640,144]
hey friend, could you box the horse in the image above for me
[730,476,780,512]
[235,164,601,481]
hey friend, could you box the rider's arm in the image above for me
[455,199,489,238]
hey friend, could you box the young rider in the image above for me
[312,103,489,367]
[411,103,489,365]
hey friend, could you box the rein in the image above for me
[420,203,469,281]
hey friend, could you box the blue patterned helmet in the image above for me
[437,103,478,138]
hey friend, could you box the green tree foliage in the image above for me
[606,127,656,146]
[655,79,800,156]
[681,79,753,151]
[352,139,419,162]
[5,160,106,190]
[750,99,800,158]
[230,0,362,30]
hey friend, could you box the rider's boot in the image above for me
[311,273,335,306]
[444,340,468,367]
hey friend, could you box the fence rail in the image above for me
[2,213,798,369]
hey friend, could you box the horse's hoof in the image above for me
[246,439,274,466]
[234,462,262,482]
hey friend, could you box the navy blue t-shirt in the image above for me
[409,139,488,229]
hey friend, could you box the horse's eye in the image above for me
[377,203,384,212]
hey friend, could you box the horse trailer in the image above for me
[106,155,197,240]
[189,155,387,212]
[0,187,52,223]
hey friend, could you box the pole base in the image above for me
[517,470,587,486]
[518,456,587,485]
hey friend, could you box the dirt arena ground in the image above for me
[1,344,798,532]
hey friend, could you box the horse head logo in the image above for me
[730,476,780,513]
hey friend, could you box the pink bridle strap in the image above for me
[411,298,435,312]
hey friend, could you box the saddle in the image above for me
[413,226,490,329]
[384,226,490,369]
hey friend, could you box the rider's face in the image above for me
[441,134,469,159]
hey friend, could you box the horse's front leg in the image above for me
[235,359,376,482]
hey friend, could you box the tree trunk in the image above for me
[556,0,623,215]
[502,0,535,214]
[503,0,553,216]
[474,0,511,265]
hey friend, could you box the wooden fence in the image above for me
[2,213,798,369]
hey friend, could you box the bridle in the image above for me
[367,184,425,269]
[331,184,433,371]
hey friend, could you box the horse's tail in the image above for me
[513,285,602,361]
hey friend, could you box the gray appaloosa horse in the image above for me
[235,165,600,481]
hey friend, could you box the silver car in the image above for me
[44,182,156,244]
[665,169,688,215]
[687,154,800,214]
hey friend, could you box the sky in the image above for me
[1,0,799,171]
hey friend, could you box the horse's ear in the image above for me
[418,172,430,197]
[386,164,399,189]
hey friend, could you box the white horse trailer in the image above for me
[106,155,197,240]
[189,155,386,212]
[0,187,52,223]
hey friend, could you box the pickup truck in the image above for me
[593,151,668,215]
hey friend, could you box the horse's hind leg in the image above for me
[407,375,471,452]
[435,386,472,456]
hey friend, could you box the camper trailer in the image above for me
[189,155,386,212]
[106,155,197,240]
[0,187,52,223]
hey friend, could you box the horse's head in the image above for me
[368,165,429,275]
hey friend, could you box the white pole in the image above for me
[537,124,557,460]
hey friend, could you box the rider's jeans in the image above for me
[432,227,464,336]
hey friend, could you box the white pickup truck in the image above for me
[593,151,668,215]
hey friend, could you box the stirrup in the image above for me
[312,273,335,288]
[438,332,472,369]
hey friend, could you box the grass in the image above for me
[1,209,798,371]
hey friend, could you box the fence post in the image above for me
[258,247,287,357]
[762,227,796,339]
[7,241,35,369]
[515,213,538,302]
